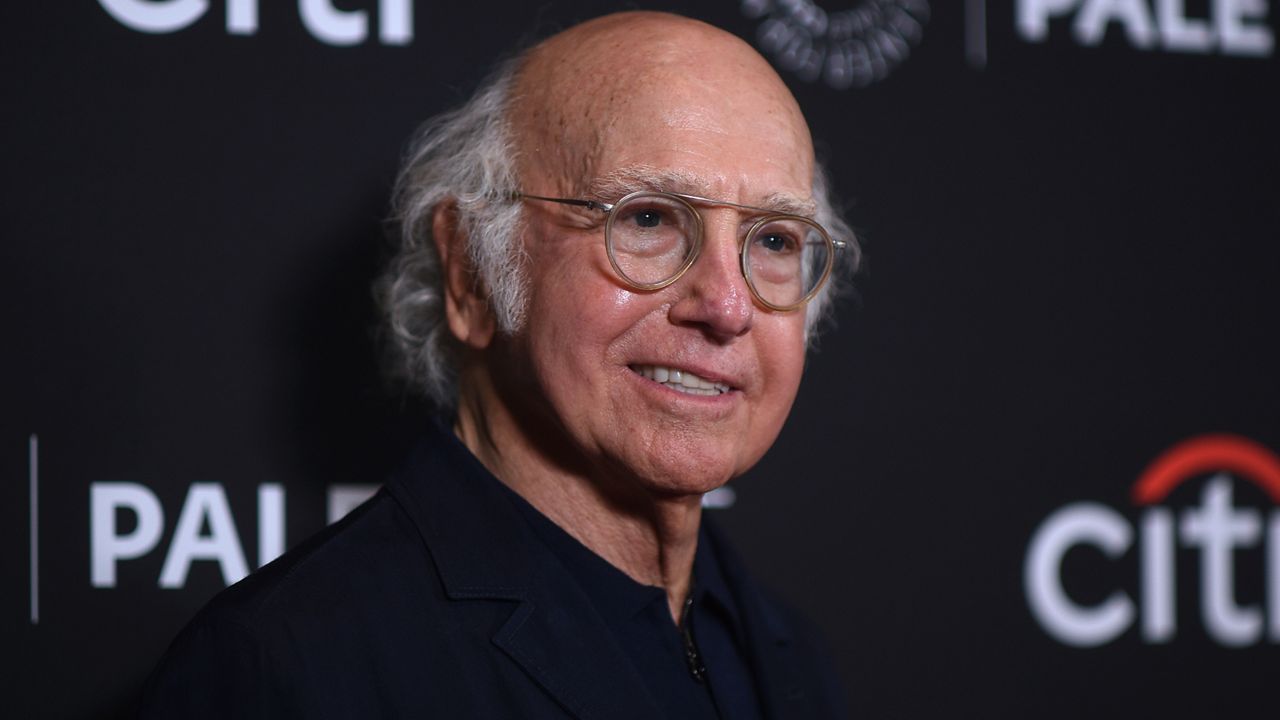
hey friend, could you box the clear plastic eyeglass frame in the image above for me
[513,190,845,312]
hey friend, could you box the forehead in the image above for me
[512,20,815,206]
[589,166,817,217]
[534,79,813,207]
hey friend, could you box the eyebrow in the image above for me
[587,165,818,217]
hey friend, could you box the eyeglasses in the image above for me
[514,190,844,312]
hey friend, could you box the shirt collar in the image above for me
[503,483,666,620]
[500,476,746,635]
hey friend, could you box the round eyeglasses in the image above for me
[515,190,844,312]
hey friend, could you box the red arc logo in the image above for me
[1132,433,1280,505]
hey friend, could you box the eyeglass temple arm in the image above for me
[510,193,615,213]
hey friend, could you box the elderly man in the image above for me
[141,11,857,719]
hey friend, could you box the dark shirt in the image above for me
[506,485,764,720]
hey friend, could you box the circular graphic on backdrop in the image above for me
[741,0,930,89]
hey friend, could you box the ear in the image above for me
[433,200,496,349]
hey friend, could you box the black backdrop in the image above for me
[4,1,1278,717]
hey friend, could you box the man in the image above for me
[141,11,857,719]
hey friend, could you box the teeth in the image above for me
[633,365,731,395]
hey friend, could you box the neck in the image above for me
[454,368,702,623]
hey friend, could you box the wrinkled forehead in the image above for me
[509,16,814,201]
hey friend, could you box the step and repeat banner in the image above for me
[4,1,1277,717]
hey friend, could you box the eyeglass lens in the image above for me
[745,216,830,308]
[605,193,830,309]
[607,194,699,286]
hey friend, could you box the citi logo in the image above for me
[97,0,413,46]
[1024,434,1280,647]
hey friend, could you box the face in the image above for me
[491,19,815,498]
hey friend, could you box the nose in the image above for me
[666,215,754,341]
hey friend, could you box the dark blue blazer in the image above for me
[139,427,848,718]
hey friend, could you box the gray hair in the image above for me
[378,58,526,406]
[378,58,861,408]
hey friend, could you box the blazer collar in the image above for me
[385,423,663,720]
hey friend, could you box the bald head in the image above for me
[510,12,814,201]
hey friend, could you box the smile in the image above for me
[631,364,732,396]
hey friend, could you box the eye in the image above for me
[754,231,798,254]
[634,209,662,228]
[622,205,670,230]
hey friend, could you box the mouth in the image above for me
[630,364,732,397]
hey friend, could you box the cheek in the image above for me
[761,318,807,397]
[523,225,638,333]
[523,270,644,410]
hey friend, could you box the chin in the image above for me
[630,450,741,500]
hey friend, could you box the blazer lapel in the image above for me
[489,565,664,720]
[386,427,661,720]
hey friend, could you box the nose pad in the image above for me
[667,218,754,339]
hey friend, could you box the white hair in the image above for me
[378,58,527,406]
[807,160,861,332]
[378,58,861,408]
